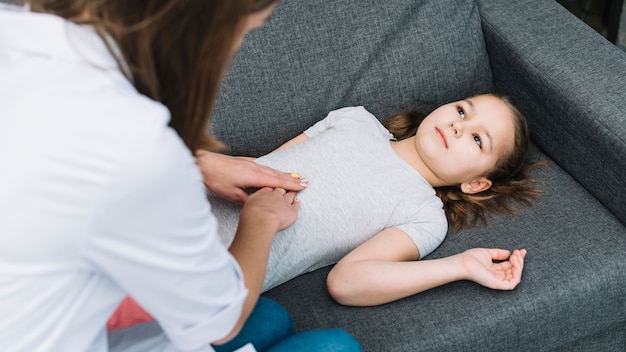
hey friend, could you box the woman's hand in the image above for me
[240,187,300,233]
[461,248,527,290]
[195,150,307,203]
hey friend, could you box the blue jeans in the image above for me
[213,297,362,352]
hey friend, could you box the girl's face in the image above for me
[414,94,516,193]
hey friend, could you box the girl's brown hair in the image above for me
[29,0,280,152]
[384,94,542,233]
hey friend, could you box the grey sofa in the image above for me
[7,0,622,350]
[211,0,626,351]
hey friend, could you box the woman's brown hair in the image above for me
[29,0,280,152]
[384,94,542,233]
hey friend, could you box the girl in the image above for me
[201,93,538,304]
[0,1,359,351]
[117,93,539,332]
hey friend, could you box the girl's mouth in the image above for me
[435,128,448,148]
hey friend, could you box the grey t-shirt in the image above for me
[209,106,447,291]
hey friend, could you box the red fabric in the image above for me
[107,296,154,331]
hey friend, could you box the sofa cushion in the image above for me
[477,0,626,225]
[263,144,626,351]
[211,0,494,157]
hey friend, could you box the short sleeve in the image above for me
[395,199,448,259]
[83,125,246,350]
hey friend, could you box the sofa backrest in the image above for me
[212,0,494,156]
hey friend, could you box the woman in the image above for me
[0,1,360,351]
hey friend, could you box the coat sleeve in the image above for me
[83,125,246,351]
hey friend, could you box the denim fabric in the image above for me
[213,298,295,352]
[267,329,363,352]
[214,298,361,352]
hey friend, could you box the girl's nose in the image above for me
[450,122,463,137]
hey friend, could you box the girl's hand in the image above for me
[240,187,300,233]
[461,248,527,290]
[195,150,307,203]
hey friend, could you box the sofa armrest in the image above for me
[477,0,626,225]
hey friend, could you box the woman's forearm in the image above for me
[327,254,467,306]
[229,216,277,315]
[215,187,299,345]
[214,215,277,344]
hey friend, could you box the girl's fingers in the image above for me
[514,249,526,266]
[488,248,512,261]
[512,249,526,279]
[498,261,514,271]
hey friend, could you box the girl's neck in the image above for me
[390,137,445,187]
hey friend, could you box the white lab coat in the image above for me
[0,5,246,351]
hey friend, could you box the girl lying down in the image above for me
[207,93,539,305]
[110,93,540,328]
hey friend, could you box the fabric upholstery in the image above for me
[208,0,626,350]
[477,0,626,225]
[5,0,624,350]
[263,145,626,351]
[212,0,493,157]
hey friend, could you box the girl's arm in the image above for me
[272,133,309,153]
[327,227,526,306]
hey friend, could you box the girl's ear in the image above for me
[460,177,493,194]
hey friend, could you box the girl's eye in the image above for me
[473,135,482,149]
[458,107,466,119]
